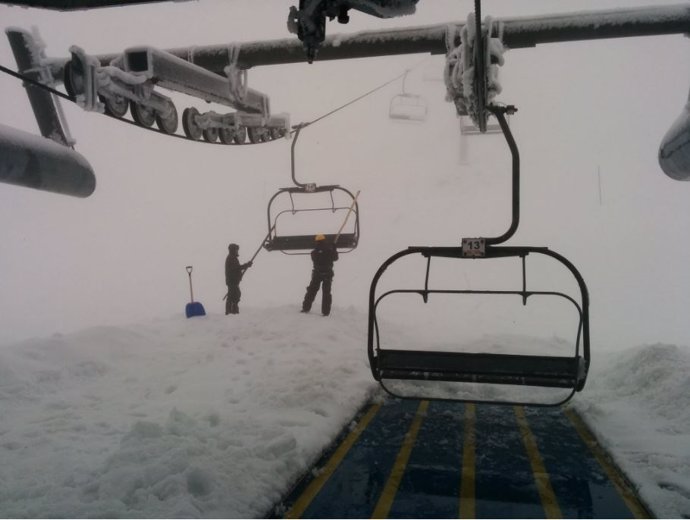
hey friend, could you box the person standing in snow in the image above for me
[301,234,339,316]
[225,243,252,315]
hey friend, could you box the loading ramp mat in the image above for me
[271,399,652,519]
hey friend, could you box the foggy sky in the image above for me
[1,0,689,350]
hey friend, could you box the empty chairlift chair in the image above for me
[263,185,360,254]
[367,245,590,406]
[389,70,428,122]
[368,105,590,406]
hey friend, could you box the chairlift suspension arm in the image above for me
[521,254,527,305]
[423,255,431,303]
[483,105,519,246]
[290,124,317,190]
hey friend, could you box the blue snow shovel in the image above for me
[185,265,206,318]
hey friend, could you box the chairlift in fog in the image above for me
[263,125,360,255]
[389,70,428,122]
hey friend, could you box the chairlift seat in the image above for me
[375,349,586,389]
[264,233,358,252]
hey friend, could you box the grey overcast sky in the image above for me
[1,0,689,349]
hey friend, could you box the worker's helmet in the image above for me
[228,243,239,252]
[315,234,326,242]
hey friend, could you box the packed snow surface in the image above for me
[0,306,688,518]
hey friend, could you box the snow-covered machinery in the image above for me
[444,9,505,133]
[63,42,290,144]
[3,2,690,198]
[287,0,419,63]
[7,27,290,150]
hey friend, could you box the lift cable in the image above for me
[0,62,75,102]
[292,57,429,133]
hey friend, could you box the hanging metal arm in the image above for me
[290,124,317,191]
[484,104,519,246]
[462,104,519,255]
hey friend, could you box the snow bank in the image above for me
[0,307,688,517]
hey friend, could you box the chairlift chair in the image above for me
[368,245,590,406]
[368,104,591,406]
[389,93,428,122]
[389,70,428,122]
[263,185,360,254]
[263,124,360,254]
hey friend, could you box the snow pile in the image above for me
[0,307,378,518]
[0,307,689,518]
[575,343,690,518]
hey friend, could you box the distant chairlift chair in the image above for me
[263,185,360,254]
[389,70,428,122]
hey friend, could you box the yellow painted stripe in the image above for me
[564,408,652,519]
[459,403,476,519]
[285,404,381,519]
[371,400,429,519]
[514,406,563,519]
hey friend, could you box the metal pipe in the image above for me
[77,5,690,72]
[484,105,519,246]
[0,124,96,197]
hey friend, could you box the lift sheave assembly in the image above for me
[368,106,590,407]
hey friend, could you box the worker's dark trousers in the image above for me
[226,284,241,315]
[302,270,333,315]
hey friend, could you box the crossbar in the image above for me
[265,233,357,251]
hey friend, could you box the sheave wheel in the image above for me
[101,94,128,117]
[219,127,236,145]
[247,127,262,144]
[155,102,178,134]
[130,101,155,127]
[182,107,202,140]
[203,127,219,143]
[233,126,247,144]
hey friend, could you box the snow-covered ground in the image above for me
[0,306,688,518]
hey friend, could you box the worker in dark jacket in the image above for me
[301,234,339,316]
[225,243,252,315]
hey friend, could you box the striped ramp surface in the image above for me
[271,399,651,519]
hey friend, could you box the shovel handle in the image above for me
[186,266,194,301]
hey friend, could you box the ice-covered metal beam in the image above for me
[0,0,184,9]
[80,5,690,73]
[123,47,268,114]
[0,124,96,197]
